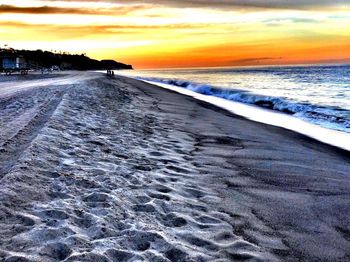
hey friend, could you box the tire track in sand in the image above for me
[0,91,64,178]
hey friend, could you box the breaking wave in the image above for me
[136,77,350,133]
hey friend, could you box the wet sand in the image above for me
[0,72,349,261]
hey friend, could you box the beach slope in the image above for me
[0,72,349,261]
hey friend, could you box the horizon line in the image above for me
[133,60,350,70]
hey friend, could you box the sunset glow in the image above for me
[1,0,350,68]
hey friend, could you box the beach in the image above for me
[0,71,349,261]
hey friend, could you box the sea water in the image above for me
[116,64,350,150]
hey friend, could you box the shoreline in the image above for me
[0,72,349,261]
[142,79,350,153]
[125,76,350,156]
[118,74,350,153]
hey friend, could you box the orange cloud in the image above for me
[0,4,148,15]
[41,0,350,10]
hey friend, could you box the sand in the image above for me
[0,72,349,262]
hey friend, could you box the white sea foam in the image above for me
[142,80,350,152]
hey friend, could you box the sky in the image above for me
[0,0,349,69]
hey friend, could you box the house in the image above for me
[2,56,26,70]
[0,49,28,74]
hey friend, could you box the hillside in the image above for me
[1,48,133,70]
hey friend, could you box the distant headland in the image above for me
[0,48,133,71]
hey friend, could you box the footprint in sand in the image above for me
[37,209,69,220]
[39,242,72,261]
[133,204,156,213]
[161,213,188,228]
[105,249,142,262]
[65,253,110,262]
[149,151,164,157]
[183,187,206,199]
[83,192,109,202]
[196,215,223,224]
[4,256,32,262]
[180,233,219,252]
[147,191,171,201]
[152,183,172,194]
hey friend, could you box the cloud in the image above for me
[0,21,208,29]
[0,4,147,15]
[41,0,350,10]
[231,57,282,63]
[0,21,211,38]
[264,18,320,23]
[263,17,321,26]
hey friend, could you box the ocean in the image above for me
[116,64,350,150]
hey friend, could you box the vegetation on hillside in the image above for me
[0,48,133,70]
